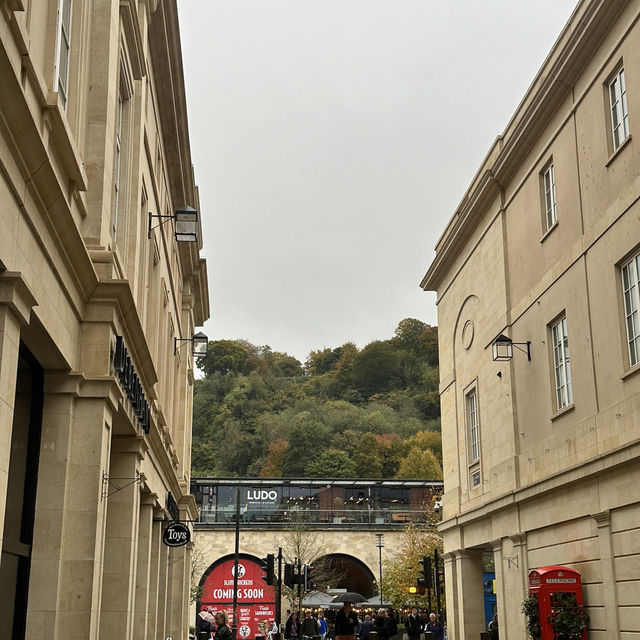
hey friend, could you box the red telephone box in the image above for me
[528,566,586,640]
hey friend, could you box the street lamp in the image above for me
[376,533,384,607]
[491,333,531,361]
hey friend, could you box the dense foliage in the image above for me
[192,318,441,479]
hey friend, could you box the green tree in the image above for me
[305,449,356,478]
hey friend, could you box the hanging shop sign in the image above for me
[112,336,150,433]
[162,522,191,547]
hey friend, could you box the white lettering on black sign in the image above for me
[162,522,191,547]
[247,490,278,502]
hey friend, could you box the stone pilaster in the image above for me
[156,526,170,640]
[147,509,165,639]
[452,550,485,640]
[28,383,116,640]
[592,510,620,636]
[99,436,145,640]
[0,272,37,559]
[169,544,188,639]
[441,552,458,639]
[133,497,155,640]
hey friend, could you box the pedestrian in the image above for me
[335,601,359,640]
[318,611,328,640]
[301,609,319,639]
[384,609,398,640]
[357,614,375,640]
[373,609,388,640]
[487,614,498,640]
[424,613,443,640]
[214,611,232,640]
[267,619,279,640]
[197,611,213,639]
[285,612,300,640]
[406,608,421,640]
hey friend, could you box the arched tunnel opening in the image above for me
[317,553,377,598]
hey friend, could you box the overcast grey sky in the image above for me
[177,0,577,364]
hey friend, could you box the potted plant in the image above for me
[549,606,589,640]
[522,595,541,639]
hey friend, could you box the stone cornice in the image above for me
[439,438,640,533]
[421,0,629,293]
[0,271,38,324]
[120,0,147,80]
[148,0,210,327]
[85,280,159,393]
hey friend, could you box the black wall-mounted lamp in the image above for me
[492,333,531,361]
[148,205,199,242]
[175,331,208,357]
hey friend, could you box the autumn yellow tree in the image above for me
[381,521,443,609]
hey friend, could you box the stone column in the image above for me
[441,552,458,639]
[146,509,165,640]
[0,272,36,559]
[169,544,188,639]
[507,532,529,639]
[156,526,170,639]
[490,540,507,636]
[27,383,116,640]
[453,550,485,640]
[592,511,620,635]
[133,497,155,640]
[98,436,144,640]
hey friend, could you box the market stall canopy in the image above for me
[302,591,335,607]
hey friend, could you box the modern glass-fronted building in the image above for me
[191,478,443,527]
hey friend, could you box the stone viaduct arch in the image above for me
[193,527,405,587]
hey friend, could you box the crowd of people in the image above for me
[197,603,447,640]
[282,603,444,640]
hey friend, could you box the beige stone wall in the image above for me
[0,1,208,640]
[421,0,640,638]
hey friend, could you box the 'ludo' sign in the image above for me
[162,522,191,547]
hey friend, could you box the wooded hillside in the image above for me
[191,318,441,479]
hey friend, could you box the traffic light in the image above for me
[284,562,295,588]
[419,556,432,588]
[303,564,315,591]
[409,583,426,595]
[260,553,275,586]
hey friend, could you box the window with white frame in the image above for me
[622,251,640,367]
[466,386,481,487]
[552,316,573,410]
[112,90,124,242]
[542,162,557,230]
[55,0,73,109]
[111,61,133,245]
[609,67,629,151]
[467,389,479,462]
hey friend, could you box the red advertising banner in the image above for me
[201,556,276,640]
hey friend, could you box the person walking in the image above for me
[285,612,300,640]
[357,614,375,640]
[384,609,398,640]
[301,610,319,639]
[487,614,499,640]
[406,608,422,640]
[424,613,443,640]
[318,611,328,640]
[214,611,233,640]
[335,601,359,640]
[373,609,389,640]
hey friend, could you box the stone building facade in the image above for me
[0,2,209,640]
[421,0,640,638]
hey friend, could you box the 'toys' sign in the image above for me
[162,522,191,547]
